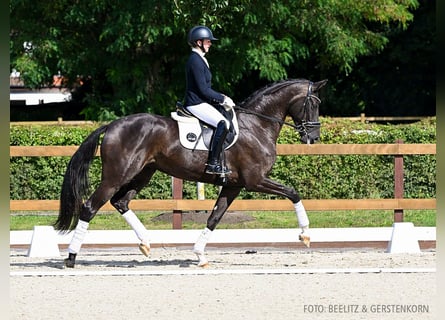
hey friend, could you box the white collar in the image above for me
[192,48,209,67]
[192,47,206,57]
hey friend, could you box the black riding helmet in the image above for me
[187,26,218,47]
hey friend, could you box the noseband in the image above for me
[234,81,321,135]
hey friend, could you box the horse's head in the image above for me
[237,78,327,144]
[289,79,327,144]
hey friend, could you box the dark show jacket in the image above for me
[184,51,224,107]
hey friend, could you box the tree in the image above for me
[355,0,435,116]
[10,0,422,120]
[318,0,435,116]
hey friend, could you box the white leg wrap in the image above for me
[122,210,149,245]
[68,220,89,254]
[294,201,309,230]
[193,227,212,254]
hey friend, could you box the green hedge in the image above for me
[10,117,436,201]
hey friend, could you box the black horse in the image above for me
[55,78,327,267]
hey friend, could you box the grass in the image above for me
[9,209,436,230]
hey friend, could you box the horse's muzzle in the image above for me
[297,121,321,144]
[300,133,320,144]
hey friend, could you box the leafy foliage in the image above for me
[10,0,432,120]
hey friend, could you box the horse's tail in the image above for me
[54,125,109,233]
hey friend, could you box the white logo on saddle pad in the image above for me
[171,111,239,151]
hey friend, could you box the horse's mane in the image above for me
[239,78,308,108]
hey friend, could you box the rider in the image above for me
[184,25,235,175]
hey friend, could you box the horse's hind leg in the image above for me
[65,181,119,268]
[110,166,156,257]
[65,168,153,267]
[194,186,242,267]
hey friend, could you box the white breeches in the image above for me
[186,103,230,130]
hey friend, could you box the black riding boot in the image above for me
[205,121,230,175]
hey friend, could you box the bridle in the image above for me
[234,81,321,136]
[295,81,321,136]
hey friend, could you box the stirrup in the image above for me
[205,163,231,175]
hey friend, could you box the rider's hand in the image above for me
[222,96,235,111]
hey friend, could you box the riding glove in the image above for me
[222,96,235,111]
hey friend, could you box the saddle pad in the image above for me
[171,111,239,151]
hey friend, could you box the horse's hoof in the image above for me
[299,234,311,248]
[138,243,150,257]
[195,252,209,267]
[198,261,210,268]
[64,258,75,268]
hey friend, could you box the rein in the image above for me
[234,81,321,135]
[234,105,300,130]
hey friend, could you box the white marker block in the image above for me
[387,222,420,253]
[27,226,60,257]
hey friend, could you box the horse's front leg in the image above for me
[247,177,311,247]
[194,186,242,267]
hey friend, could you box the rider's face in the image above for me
[198,39,212,53]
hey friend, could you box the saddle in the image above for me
[171,102,239,151]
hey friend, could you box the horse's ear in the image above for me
[313,79,328,91]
